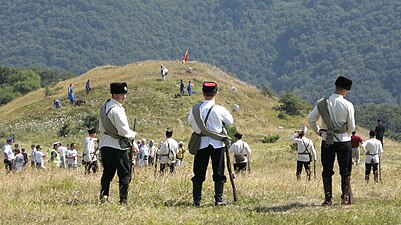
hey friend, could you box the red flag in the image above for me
[182,50,188,63]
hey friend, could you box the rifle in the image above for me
[224,139,238,202]
[379,155,382,182]
[247,154,251,174]
[313,160,316,179]
[154,154,158,176]
[129,118,137,176]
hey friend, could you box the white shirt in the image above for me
[35,151,45,165]
[30,148,36,161]
[290,134,317,162]
[148,145,157,158]
[83,137,97,162]
[140,144,149,159]
[362,138,383,164]
[66,149,78,165]
[15,153,25,170]
[157,138,178,164]
[308,94,355,142]
[58,146,67,157]
[229,140,251,163]
[2,143,14,160]
[188,100,234,149]
[99,98,136,150]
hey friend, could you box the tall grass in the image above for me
[0,61,400,224]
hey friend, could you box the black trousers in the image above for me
[191,145,226,183]
[4,159,13,172]
[234,163,247,172]
[365,163,379,175]
[160,163,175,173]
[321,141,352,178]
[84,161,98,174]
[296,161,311,175]
[100,147,131,197]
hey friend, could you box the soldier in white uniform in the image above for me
[308,76,355,206]
[229,132,251,173]
[290,128,317,181]
[2,137,14,172]
[362,130,383,183]
[83,127,98,174]
[188,81,234,206]
[99,82,136,204]
[157,129,178,173]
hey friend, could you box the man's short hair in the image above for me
[165,128,173,138]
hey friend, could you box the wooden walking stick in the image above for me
[224,139,238,202]
[247,154,251,174]
[313,160,316,179]
[379,155,382,182]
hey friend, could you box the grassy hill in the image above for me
[0,61,400,224]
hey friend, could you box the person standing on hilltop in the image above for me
[68,84,74,104]
[180,80,185,96]
[308,76,355,206]
[351,131,363,165]
[362,130,383,183]
[86,79,92,94]
[375,119,385,147]
[99,82,137,204]
[188,81,234,206]
[187,81,192,96]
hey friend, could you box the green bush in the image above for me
[262,135,280,143]
[277,112,288,120]
[278,91,311,116]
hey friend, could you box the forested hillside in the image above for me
[1,0,400,105]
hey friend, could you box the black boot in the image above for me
[365,174,369,183]
[296,172,301,181]
[306,170,311,181]
[214,182,229,206]
[193,182,202,207]
[322,177,332,206]
[341,176,353,205]
[374,171,379,183]
[119,183,129,204]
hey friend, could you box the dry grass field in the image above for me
[0,61,400,224]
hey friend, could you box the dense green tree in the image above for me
[0,0,400,105]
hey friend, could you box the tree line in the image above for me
[0,66,75,104]
[0,0,400,105]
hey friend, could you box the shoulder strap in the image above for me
[317,98,348,144]
[99,99,121,139]
[192,103,228,141]
[301,138,309,153]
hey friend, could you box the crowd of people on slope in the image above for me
[1,128,191,175]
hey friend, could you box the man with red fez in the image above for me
[308,76,356,206]
[99,82,137,204]
[188,81,234,206]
